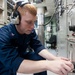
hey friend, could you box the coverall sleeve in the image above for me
[0,33,24,74]
[30,30,46,54]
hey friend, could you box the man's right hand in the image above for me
[46,59,74,75]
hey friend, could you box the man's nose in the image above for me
[31,24,34,29]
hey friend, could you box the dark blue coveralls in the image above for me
[0,24,47,75]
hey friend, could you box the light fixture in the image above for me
[33,0,43,3]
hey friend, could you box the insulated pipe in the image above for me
[37,7,45,45]
[37,7,44,25]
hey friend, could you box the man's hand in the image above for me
[46,59,74,75]
[55,57,70,61]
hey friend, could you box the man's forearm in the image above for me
[17,58,74,75]
[17,60,47,74]
[38,49,57,60]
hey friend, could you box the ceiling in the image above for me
[7,0,56,17]
[32,0,56,17]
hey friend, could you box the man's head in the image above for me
[12,1,37,34]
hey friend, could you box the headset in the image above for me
[10,1,30,25]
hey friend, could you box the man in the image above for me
[0,1,74,75]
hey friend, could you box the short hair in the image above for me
[14,3,37,16]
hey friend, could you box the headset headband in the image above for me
[15,1,30,10]
[10,1,30,25]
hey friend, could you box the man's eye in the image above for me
[25,20,36,24]
[28,22,32,24]
[26,21,31,24]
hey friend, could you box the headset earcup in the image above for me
[10,11,21,25]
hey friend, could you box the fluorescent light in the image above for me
[12,0,29,3]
